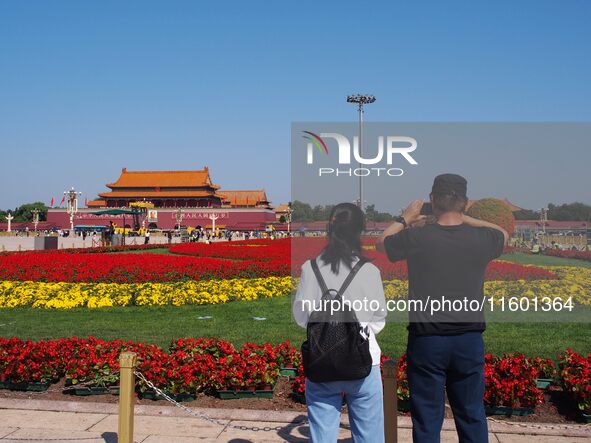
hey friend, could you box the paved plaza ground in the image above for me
[0,399,589,442]
[0,234,179,251]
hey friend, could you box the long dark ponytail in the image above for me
[321,203,366,274]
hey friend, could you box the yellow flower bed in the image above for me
[383,266,591,306]
[0,266,589,309]
[0,277,292,309]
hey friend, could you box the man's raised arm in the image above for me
[462,214,509,245]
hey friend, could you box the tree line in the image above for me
[292,200,591,223]
[0,202,48,223]
[513,202,591,222]
[290,200,395,222]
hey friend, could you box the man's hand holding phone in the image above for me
[402,200,428,227]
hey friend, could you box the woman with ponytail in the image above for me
[293,202,387,443]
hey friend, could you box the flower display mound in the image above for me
[544,249,591,263]
[559,349,591,415]
[466,198,516,237]
[0,250,288,283]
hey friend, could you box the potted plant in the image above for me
[484,353,542,416]
[529,356,556,390]
[559,349,591,423]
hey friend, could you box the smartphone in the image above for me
[420,202,433,216]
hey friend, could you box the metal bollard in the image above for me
[383,359,398,443]
[118,352,137,443]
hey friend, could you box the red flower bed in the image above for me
[1,337,587,413]
[544,249,591,263]
[0,251,287,282]
[291,237,557,281]
[170,239,290,262]
[0,237,556,283]
[0,337,69,385]
[294,352,545,410]
[559,349,591,414]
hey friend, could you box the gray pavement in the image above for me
[0,234,178,252]
[0,398,589,442]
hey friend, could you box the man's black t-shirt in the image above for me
[384,223,505,336]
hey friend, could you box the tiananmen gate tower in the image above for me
[47,167,278,230]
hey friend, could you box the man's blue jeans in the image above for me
[306,365,384,443]
[407,332,488,443]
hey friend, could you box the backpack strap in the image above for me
[337,257,367,296]
[310,257,367,297]
[310,258,329,295]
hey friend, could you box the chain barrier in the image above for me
[4,370,589,436]
[136,370,589,435]
[487,416,591,433]
[134,370,310,433]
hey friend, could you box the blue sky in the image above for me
[1,0,590,211]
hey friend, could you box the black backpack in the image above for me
[301,257,372,383]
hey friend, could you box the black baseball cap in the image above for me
[431,173,467,198]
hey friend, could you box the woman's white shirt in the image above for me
[293,256,387,366]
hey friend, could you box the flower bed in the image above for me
[291,237,558,281]
[170,239,290,262]
[2,265,588,309]
[1,336,588,417]
[382,266,591,306]
[1,337,299,397]
[0,277,292,308]
[544,249,591,263]
[0,251,288,283]
[0,237,557,284]
[294,352,547,415]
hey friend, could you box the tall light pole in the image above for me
[347,94,376,213]
[175,209,184,231]
[32,209,40,233]
[540,207,548,234]
[64,187,82,232]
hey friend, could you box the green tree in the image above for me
[12,202,48,222]
[291,200,314,222]
[513,209,540,220]
[547,202,591,221]
[0,210,6,222]
[365,204,394,222]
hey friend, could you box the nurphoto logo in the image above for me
[303,130,419,177]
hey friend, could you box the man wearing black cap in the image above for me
[377,174,508,443]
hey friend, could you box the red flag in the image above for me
[50,197,55,207]
[59,196,65,206]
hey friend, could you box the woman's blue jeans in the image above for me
[305,365,384,443]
